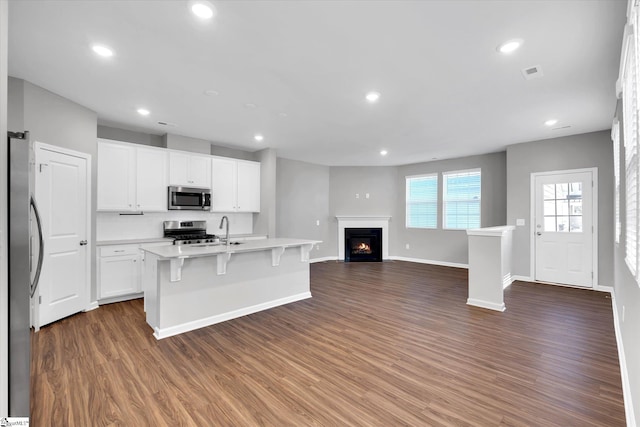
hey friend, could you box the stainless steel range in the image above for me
[163,220,219,245]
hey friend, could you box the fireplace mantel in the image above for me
[336,216,390,261]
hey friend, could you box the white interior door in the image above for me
[534,170,595,288]
[35,144,90,327]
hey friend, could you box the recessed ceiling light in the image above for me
[544,119,558,126]
[497,38,523,54]
[191,1,215,19]
[366,91,381,103]
[137,108,150,116]
[92,45,114,57]
[380,150,388,156]
[254,134,264,142]
[204,89,219,96]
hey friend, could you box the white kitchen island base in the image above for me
[142,239,319,339]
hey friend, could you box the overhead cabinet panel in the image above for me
[211,158,260,213]
[169,152,211,188]
[97,141,135,211]
[97,139,168,212]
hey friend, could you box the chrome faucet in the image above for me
[219,215,230,247]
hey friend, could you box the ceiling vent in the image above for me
[157,121,177,127]
[521,65,544,80]
[552,125,571,131]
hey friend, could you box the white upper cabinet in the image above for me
[97,139,168,212]
[211,158,261,212]
[169,152,211,188]
[97,140,136,211]
[136,147,168,211]
[211,157,237,212]
[237,161,261,212]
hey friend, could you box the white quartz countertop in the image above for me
[141,238,321,260]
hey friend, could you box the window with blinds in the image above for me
[443,169,481,229]
[406,174,438,228]
[612,119,621,244]
[622,32,639,277]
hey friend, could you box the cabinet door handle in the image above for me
[79,240,88,246]
[114,250,125,253]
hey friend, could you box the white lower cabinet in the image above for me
[98,242,171,302]
[98,245,141,301]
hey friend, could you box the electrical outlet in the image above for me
[356,193,360,199]
[366,193,370,199]
[316,244,320,251]
[516,218,525,226]
[405,243,410,250]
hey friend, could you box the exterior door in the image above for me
[35,143,90,327]
[534,170,595,288]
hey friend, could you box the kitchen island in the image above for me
[141,238,320,339]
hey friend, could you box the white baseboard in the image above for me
[609,289,636,427]
[310,256,339,263]
[511,275,533,282]
[98,292,143,305]
[466,298,505,312]
[503,273,512,289]
[84,301,99,312]
[154,292,312,340]
[389,256,468,269]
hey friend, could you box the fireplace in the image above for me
[345,228,382,262]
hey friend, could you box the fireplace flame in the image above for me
[353,242,372,254]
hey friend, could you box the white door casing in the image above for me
[35,143,91,327]
[532,169,597,288]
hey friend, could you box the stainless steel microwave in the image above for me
[168,186,211,210]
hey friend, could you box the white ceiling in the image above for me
[8,0,626,166]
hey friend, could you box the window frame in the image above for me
[405,173,438,229]
[442,168,482,230]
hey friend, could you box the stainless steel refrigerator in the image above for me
[8,130,43,417]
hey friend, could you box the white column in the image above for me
[466,226,515,312]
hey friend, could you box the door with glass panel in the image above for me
[534,170,595,288]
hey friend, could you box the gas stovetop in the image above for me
[163,220,219,245]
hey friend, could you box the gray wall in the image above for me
[395,152,507,265]
[97,125,164,147]
[329,166,398,256]
[254,148,277,237]
[276,158,332,259]
[9,78,99,302]
[1,0,9,414]
[612,99,640,424]
[506,131,614,287]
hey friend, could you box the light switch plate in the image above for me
[516,219,525,226]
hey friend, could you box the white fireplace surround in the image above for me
[337,216,390,261]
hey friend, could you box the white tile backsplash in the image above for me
[97,211,253,241]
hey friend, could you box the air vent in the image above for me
[552,125,571,131]
[157,121,177,127]
[521,65,544,80]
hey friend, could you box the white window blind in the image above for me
[622,32,639,277]
[612,119,621,244]
[406,174,438,228]
[443,169,481,229]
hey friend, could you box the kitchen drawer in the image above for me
[99,245,140,257]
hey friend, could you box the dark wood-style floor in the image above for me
[31,261,625,426]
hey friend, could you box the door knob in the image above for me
[79,240,88,246]
[536,232,542,236]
